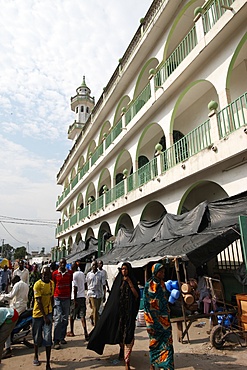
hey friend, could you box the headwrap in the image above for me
[151,263,164,276]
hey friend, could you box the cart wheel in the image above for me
[210,325,226,349]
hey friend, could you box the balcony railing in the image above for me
[70,214,77,227]
[217,91,247,138]
[91,142,104,166]
[105,118,123,150]
[155,26,197,87]
[125,83,151,125]
[202,0,236,34]
[71,174,79,189]
[162,119,211,171]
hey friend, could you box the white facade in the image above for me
[54,0,247,262]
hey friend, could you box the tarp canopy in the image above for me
[101,191,247,268]
[67,237,98,264]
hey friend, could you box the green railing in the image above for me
[202,0,236,34]
[97,195,104,210]
[217,92,247,138]
[64,186,70,197]
[71,174,79,189]
[70,214,77,227]
[79,206,89,221]
[55,118,214,236]
[155,26,197,87]
[105,190,112,206]
[64,219,69,230]
[91,142,104,166]
[125,83,151,125]
[57,224,63,233]
[105,118,123,149]
[161,119,211,171]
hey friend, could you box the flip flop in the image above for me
[66,332,75,337]
[33,359,41,366]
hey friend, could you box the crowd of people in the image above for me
[0,258,175,370]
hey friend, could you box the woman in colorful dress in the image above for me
[143,263,174,370]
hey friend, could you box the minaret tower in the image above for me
[68,76,95,140]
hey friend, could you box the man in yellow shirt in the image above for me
[32,266,54,369]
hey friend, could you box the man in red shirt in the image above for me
[52,258,73,350]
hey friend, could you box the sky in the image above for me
[0,0,152,254]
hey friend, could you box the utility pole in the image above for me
[1,239,4,257]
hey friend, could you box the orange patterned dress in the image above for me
[143,263,174,369]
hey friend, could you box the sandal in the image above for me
[66,332,75,337]
[33,359,41,366]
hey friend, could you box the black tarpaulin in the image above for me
[101,191,247,267]
[67,237,98,263]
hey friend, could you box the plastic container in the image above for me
[170,289,180,300]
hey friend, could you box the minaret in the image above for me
[68,76,95,140]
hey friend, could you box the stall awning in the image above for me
[100,191,247,268]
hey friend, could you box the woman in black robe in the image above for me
[87,262,140,370]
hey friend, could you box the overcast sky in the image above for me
[0,0,151,254]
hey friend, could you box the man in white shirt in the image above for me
[86,260,105,327]
[13,260,29,285]
[1,275,29,358]
[97,260,109,315]
[67,263,89,340]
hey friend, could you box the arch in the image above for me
[99,120,111,145]
[78,155,85,171]
[76,193,84,211]
[98,168,111,194]
[69,201,75,216]
[98,221,112,254]
[169,80,217,136]
[115,213,134,235]
[226,32,247,91]
[141,201,166,221]
[67,236,73,254]
[163,0,199,61]
[178,181,229,214]
[113,95,130,126]
[85,182,96,204]
[75,232,82,244]
[87,140,96,160]
[70,167,76,181]
[85,227,95,242]
[136,122,165,163]
[113,149,133,184]
[133,58,159,99]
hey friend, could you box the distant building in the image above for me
[53,0,247,293]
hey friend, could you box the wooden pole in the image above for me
[174,257,190,343]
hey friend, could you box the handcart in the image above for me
[172,259,238,345]
[210,293,247,349]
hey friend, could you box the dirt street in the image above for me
[1,318,247,369]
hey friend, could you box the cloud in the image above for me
[0,0,151,251]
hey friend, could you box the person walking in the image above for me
[28,263,41,308]
[86,260,105,327]
[67,262,89,340]
[0,265,12,293]
[97,260,109,315]
[87,262,140,370]
[32,266,54,369]
[143,263,174,370]
[52,258,73,350]
[13,260,29,285]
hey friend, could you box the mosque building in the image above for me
[53,0,247,293]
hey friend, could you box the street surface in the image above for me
[1,318,247,369]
